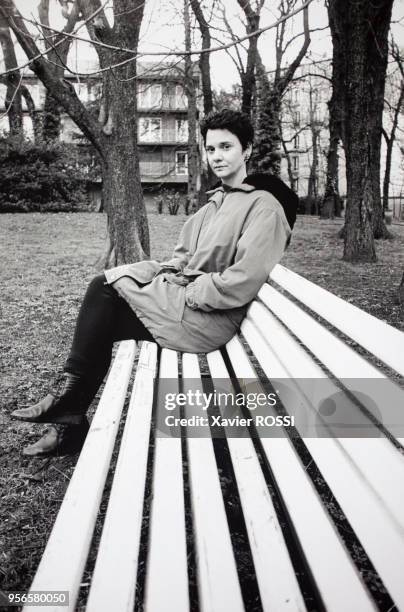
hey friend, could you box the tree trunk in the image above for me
[321,64,341,218]
[328,0,394,261]
[77,0,149,266]
[100,136,148,266]
[189,0,213,115]
[237,0,262,117]
[184,0,199,212]
[343,126,377,261]
[75,0,150,265]
[21,85,41,141]
[0,15,23,136]
[370,107,390,239]
[281,134,294,188]
[252,85,283,175]
[308,127,319,204]
[96,40,149,264]
[189,0,214,199]
[240,13,259,117]
[382,134,393,214]
[42,94,63,141]
[320,132,339,219]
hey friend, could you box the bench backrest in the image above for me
[270,264,404,377]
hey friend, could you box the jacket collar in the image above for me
[206,183,255,208]
[206,183,255,197]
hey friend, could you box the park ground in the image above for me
[0,210,403,605]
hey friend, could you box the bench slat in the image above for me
[86,342,158,612]
[206,350,307,612]
[23,341,136,612]
[144,349,190,611]
[259,283,404,444]
[226,334,376,612]
[182,353,245,612]
[241,316,404,610]
[270,264,404,377]
[247,301,404,530]
[260,284,384,377]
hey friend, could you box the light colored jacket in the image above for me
[104,183,291,353]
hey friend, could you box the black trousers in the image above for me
[64,274,154,389]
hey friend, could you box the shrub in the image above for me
[0,137,87,213]
[167,191,181,215]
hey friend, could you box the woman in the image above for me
[11,109,296,455]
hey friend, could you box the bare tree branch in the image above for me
[291,70,332,84]
[219,3,245,77]
[1,0,314,78]
[278,2,310,92]
[0,0,109,77]
[283,24,328,53]
[0,0,103,151]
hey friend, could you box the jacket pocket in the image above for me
[162,278,186,322]
[106,261,162,285]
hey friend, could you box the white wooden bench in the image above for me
[23,264,404,612]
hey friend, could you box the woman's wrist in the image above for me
[185,283,198,310]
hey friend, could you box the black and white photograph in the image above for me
[1,0,404,610]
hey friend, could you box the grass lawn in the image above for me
[0,210,403,601]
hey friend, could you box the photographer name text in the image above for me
[165,414,294,427]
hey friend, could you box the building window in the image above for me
[138,117,162,142]
[293,134,300,149]
[175,151,188,175]
[137,83,162,109]
[176,119,188,142]
[175,85,187,109]
[292,178,299,193]
[292,155,299,171]
[293,111,301,125]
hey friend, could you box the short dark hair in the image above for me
[200,108,254,151]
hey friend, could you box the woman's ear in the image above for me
[244,143,252,161]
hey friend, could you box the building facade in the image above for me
[0,61,201,193]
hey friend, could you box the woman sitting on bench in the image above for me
[12,108,296,455]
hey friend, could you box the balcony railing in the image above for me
[140,161,188,178]
[138,129,188,144]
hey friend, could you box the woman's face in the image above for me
[205,128,251,187]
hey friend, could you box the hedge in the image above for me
[0,137,88,213]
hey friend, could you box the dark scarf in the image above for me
[212,173,298,231]
[242,173,298,231]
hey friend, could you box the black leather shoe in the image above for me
[11,373,91,425]
[23,418,89,457]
